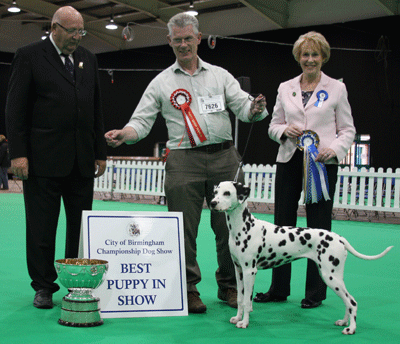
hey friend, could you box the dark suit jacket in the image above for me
[5,37,107,178]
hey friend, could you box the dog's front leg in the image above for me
[230,264,244,325]
[235,268,256,329]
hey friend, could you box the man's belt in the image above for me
[191,141,234,154]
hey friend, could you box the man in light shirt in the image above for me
[105,13,268,313]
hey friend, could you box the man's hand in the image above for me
[11,157,29,180]
[249,94,267,120]
[95,160,106,178]
[105,127,138,148]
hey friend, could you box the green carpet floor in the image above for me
[0,193,398,344]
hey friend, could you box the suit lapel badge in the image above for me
[314,90,329,108]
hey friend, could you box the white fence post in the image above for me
[95,158,400,214]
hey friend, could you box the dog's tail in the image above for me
[342,238,393,260]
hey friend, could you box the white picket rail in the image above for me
[94,159,400,214]
[94,160,166,196]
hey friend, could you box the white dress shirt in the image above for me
[125,57,268,150]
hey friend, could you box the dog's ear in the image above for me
[233,182,250,203]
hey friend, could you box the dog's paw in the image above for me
[236,320,249,329]
[230,316,240,324]
[335,319,348,327]
[342,327,355,335]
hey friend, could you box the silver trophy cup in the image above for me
[55,258,109,327]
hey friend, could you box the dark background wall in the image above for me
[1,15,399,168]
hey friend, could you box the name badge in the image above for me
[197,95,225,114]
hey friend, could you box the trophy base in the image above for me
[59,296,104,327]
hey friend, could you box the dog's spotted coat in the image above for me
[210,181,393,335]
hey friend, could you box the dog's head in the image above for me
[210,181,250,212]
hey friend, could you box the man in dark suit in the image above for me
[5,6,107,309]
[0,135,11,190]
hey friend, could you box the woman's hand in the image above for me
[316,148,337,163]
[283,124,303,139]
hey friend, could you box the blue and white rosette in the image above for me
[297,130,330,204]
[314,90,328,108]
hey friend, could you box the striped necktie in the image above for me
[61,53,75,81]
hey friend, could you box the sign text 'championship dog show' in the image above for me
[79,211,187,318]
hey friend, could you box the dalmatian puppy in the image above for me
[210,181,393,335]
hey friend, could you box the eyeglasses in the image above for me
[171,37,195,46]
[56,22,87,37]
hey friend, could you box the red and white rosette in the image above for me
[170,89,207,147]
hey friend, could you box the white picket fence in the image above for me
[94,159,400,215]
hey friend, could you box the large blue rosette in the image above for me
[297,130,330,204]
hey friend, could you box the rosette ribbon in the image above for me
[170,89,207,147]
[303,144,331,204]
[297,130,330,203]
[314,90,328,108]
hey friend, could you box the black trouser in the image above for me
[269,149,338,301]
[23,164,94,293]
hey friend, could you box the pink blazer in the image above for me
[268,72,356,164]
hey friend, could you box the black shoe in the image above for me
[301,299,322,309]
[253,292,287,303]
[33,289,53,309]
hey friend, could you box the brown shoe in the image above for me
[218,288,238,308]
[187,292,207,313]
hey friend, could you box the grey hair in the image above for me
[292,31,331,64]
[167,13,199,36]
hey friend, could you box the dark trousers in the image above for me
[164,146,244,293]
[23,164,94,293]
[0,167,8,189]
[269,149,338,301]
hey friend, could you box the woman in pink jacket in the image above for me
[254,32,356,308]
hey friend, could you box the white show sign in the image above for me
[79,211,187,318]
